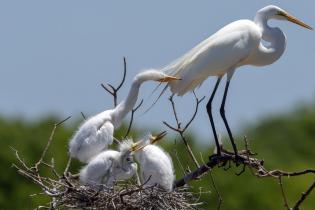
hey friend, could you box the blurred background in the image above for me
[0,0,314,209]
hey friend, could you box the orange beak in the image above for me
[279,11,313,30]
[158,75,181,82]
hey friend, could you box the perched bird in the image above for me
[79,139,142,187]
[134,131,175,192]
[69,70,179,163]
[156,5,312,157]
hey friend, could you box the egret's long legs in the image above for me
[206,77,222,156]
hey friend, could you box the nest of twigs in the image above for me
[13,148,202,210]
[58,181,200,209]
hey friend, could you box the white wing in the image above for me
[163,20,261,95]
[69,111,114,163]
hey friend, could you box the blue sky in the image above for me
[0,1,314,144]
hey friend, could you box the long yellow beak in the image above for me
[280,11,313,30]
[132,131,167,152]
[158,75,181,82]
[130,141,143,152]
[149,131,167,144]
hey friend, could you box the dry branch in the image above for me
[163,92,205,168]
[101,57,127,107]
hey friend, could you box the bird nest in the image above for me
[13,147,202,210]
[57,180,201,209]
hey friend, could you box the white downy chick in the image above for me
[79,139,141,187]
[134,132,175,192]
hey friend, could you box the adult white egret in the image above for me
[158,5,312,157]
[79,139,142,187]
[134,131,175,192]
[69,70,179,163]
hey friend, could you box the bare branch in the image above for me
[292,180,315,210]
[34,116,71,171]
[278,176,290,210]
[101,57,127,107]
[163,93,205,168]
[200,152,222,210]
[182,91,205,133]
[80,112,86,120]
[124,99,144,138]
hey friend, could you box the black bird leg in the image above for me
[206,77,222,156]
[220,79,239,160]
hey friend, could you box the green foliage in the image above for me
[0,105,314,209]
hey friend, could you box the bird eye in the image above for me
[126,157,133,162]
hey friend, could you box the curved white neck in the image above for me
[250,13,286,66]
[111,78,142,127]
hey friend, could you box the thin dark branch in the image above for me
[80,112,86,120]
[292,180,315,210]
[163,93,205,168]
[101,57,127,107]
[34,116,71,171]
[182,91,205,133]
[124,99,144,138]
[168,94,180,127]
[116,57,127,91]
[278,176,291,210]
[200,152,222,210]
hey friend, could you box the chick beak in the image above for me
[150,131,167,144]
[130,141,144,152]
[158,75,181,82]
[280,11,313,30]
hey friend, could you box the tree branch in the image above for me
[101,57,127,107]
[124,99,144,138]
[163,93,205,168]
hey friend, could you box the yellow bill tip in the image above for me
[158,75,181,82]
[280,11,313,30]
[150,131,167,144]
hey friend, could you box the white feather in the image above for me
[69,70,175,163]
[135,144,174,192]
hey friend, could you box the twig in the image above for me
[124,99,144,138]
[163,92,204,168]
[292,180,315,210]
[278,176,290,210]
[80,112,86,120]
[101,57,127,107]
[200,152,223,210]
[34,116,71,171]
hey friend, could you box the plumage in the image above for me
[134,133,174,192]
[156,5,312,157]
[69,70,179,163]
[161,5,311,96]
[79,139,138,187]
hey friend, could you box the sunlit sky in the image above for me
[1,1,314,144]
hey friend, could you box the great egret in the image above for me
[69,70,179,163]
[134,131,175,192]
[79,139,142,187]
[158,5,312,157]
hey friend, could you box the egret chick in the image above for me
[69,70,179,163]
[134,132,175,192]
[79,139,142,187]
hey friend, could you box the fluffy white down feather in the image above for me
[80,150,137,187]
[135,145,174,192]
[69,110,114,163]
